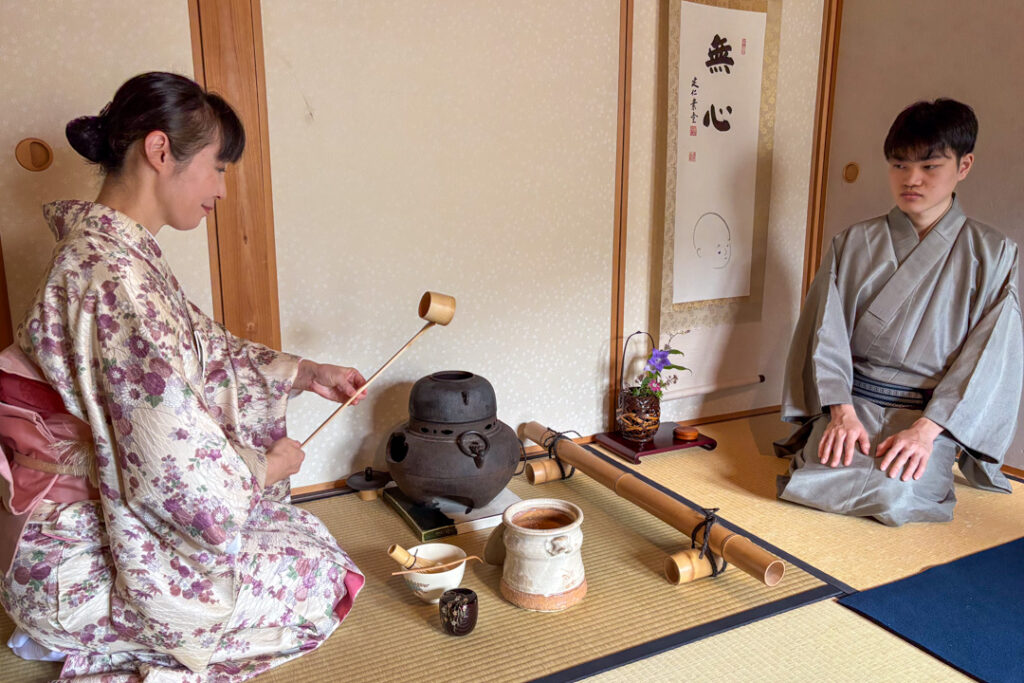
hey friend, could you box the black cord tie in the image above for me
[690,507,728,578]
[513,439,528,476]
[540,428,579,480]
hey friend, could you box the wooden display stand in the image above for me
[594,422,717,464]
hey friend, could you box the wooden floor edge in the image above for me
[1003,464,1024,478]
[675,405,781,427]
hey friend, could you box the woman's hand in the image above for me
[818,403,870,467]
[294,359,368,404]
[875,418,943,481]
[265,437,305,486]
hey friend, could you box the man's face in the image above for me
[887,147,973,226]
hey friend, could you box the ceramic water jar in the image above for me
[499,498,586,612]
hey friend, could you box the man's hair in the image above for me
[883,98,977,161]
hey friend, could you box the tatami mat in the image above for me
[259,472,831,682]
[605,413,1024,590]
[586,599,970,683]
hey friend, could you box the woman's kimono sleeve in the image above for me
[923,241,1024,492]
[780,240,856,422]
[23,259,287,671]
[186,301,301,496]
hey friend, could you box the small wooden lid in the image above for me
[673,426,699,442]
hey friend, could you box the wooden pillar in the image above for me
[803,0,844,295]
[609,0,634,431]
[189,0,281,349]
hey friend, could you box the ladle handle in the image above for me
[301,321,435,448]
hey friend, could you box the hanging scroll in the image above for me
[672,1,766,304]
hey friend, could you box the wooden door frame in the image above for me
[608,0,634,431]
[188,0,282,349]
[803,0,844,295]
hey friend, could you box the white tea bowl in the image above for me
[402,543,467,603]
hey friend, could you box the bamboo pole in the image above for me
[522,421,785,587]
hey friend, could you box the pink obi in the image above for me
[0,345,97,575]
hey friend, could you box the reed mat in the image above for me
[838,537,1024,683]
[609,413,1024,590]
[262,472,834,682]
[586,599,969,682]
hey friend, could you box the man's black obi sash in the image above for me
[852,371,933,410]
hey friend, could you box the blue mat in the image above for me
[839,538,1024,683]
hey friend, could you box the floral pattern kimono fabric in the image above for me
[776,198,1023,525]
[0,201,364,681]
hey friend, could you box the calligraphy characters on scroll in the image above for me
[673,1,766,303]
[705,33,734,73]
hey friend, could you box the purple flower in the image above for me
[192,511,214,530]
[97,314,120,340]
[13,566,30,585]
[128,334,149,358]
[141,372,165,396]
[164,499,193,527]
[107,366,126,385]
[150,357,173,379]
[647,349,671,373]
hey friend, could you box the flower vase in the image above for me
[616,392,661,443]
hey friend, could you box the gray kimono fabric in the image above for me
[776,198,1023,525]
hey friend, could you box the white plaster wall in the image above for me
[626,0,825,423]
[0,2,214,325]
[262,1,621,486]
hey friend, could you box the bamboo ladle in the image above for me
[301,291,456,448]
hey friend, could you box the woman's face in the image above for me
[159,141,228,231]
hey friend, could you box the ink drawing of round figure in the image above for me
[692,212,732,269]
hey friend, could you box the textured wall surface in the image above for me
[262,1,621,485]
[0,2,213,324]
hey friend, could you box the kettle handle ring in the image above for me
[457,430,490,458]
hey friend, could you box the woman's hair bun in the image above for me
[65,114,109,164]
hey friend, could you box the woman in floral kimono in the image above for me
[0,72,366,681]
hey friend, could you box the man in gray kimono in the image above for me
[776,99,1023,526]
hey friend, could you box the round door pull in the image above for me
[15,138,54,172]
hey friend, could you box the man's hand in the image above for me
[266,437,305,486]
[294,359,368,404]
[876,418,943,481]
[819,403,870,467]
